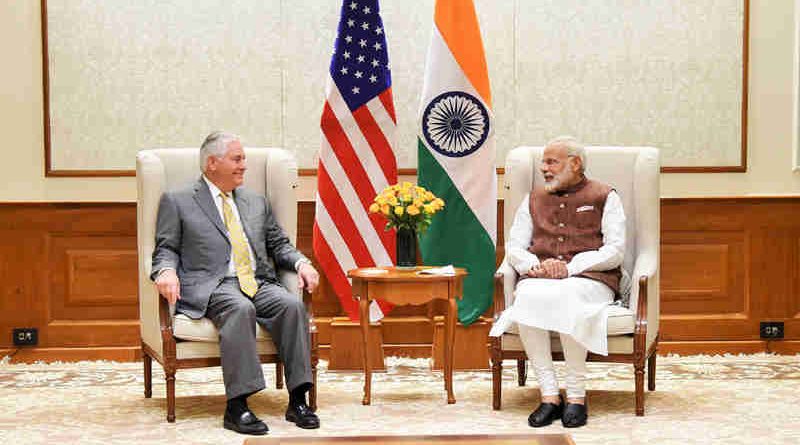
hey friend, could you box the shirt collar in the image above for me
[203,175,227,199]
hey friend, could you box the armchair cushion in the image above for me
[501,332,635,355]
[173,314,273,343]
[503,304,634,336]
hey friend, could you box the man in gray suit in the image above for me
[152,131,320,435]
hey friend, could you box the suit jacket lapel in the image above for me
[193,178,229,241]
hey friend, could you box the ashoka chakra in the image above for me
[422,91,490,158]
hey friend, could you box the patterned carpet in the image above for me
[1,354,799,444]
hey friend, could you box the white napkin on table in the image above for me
[416,265,456,276]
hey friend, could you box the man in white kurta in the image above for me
[490,136,626,428]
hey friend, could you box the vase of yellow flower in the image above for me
[369,182,445,269]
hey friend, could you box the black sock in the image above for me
[289,383,311,407]
[227,395,249,416]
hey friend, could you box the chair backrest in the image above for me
[135,147,298,360]
[504,146,660,282]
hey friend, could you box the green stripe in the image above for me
[417,138,496,326]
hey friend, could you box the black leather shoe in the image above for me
[561,402,588,428]
[285,403,320,429]
[223,408,269,435]
[528,398,563,427]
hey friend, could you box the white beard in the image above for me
[544,169,573,193]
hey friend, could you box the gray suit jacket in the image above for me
[151,177,306,318]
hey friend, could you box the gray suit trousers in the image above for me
[205,277,312,400]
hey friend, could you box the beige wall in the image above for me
[1,1,798,202]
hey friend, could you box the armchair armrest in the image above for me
[493,259,518,316]
[154,291,177,366]
[279,270,316,333]
[493,272,505,314]
[630,252,659,355]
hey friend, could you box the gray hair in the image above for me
[199,131,240,172]
[546,135,586,172]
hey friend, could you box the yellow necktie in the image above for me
[220,193,259,297]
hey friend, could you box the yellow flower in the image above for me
[372,183,444,233]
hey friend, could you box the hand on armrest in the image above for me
[155,269,181,305]
[297,262,320,294]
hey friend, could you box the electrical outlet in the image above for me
[760,322,784,339]
[12,328,38,346]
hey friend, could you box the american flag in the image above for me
[313,0,397,321]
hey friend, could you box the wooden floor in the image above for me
[244,434,574,445]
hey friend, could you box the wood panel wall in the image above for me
[659,197,800,355]
[0,204,140,362]
[1,198,798,362]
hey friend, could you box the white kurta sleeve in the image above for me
[506,194,541,275]
[566,191,626,276]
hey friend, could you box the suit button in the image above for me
[558,236,565,242]
[558,222,565,228]
[559,203,566,209]
[557,255,564,260]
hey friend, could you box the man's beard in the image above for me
[544,169,574,193]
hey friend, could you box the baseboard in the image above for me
[658,341,768,356]
[0,346,142,363]
[767,340,800,354]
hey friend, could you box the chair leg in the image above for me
[165,369,176,423]
[143,353,152,398]
[634,363,645,416]
[648,353,656,391]
[275,362,284,390]
[517,359,527,386]
[491,354,502,410]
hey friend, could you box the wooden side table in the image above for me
[347,266,468,405]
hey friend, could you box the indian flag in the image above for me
[418,0,496,325]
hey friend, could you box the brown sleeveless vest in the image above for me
[527,177,621,295]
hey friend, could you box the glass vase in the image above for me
[395,227,417,270]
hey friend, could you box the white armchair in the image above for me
[136,147,317,422]
[491,146,660,416]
